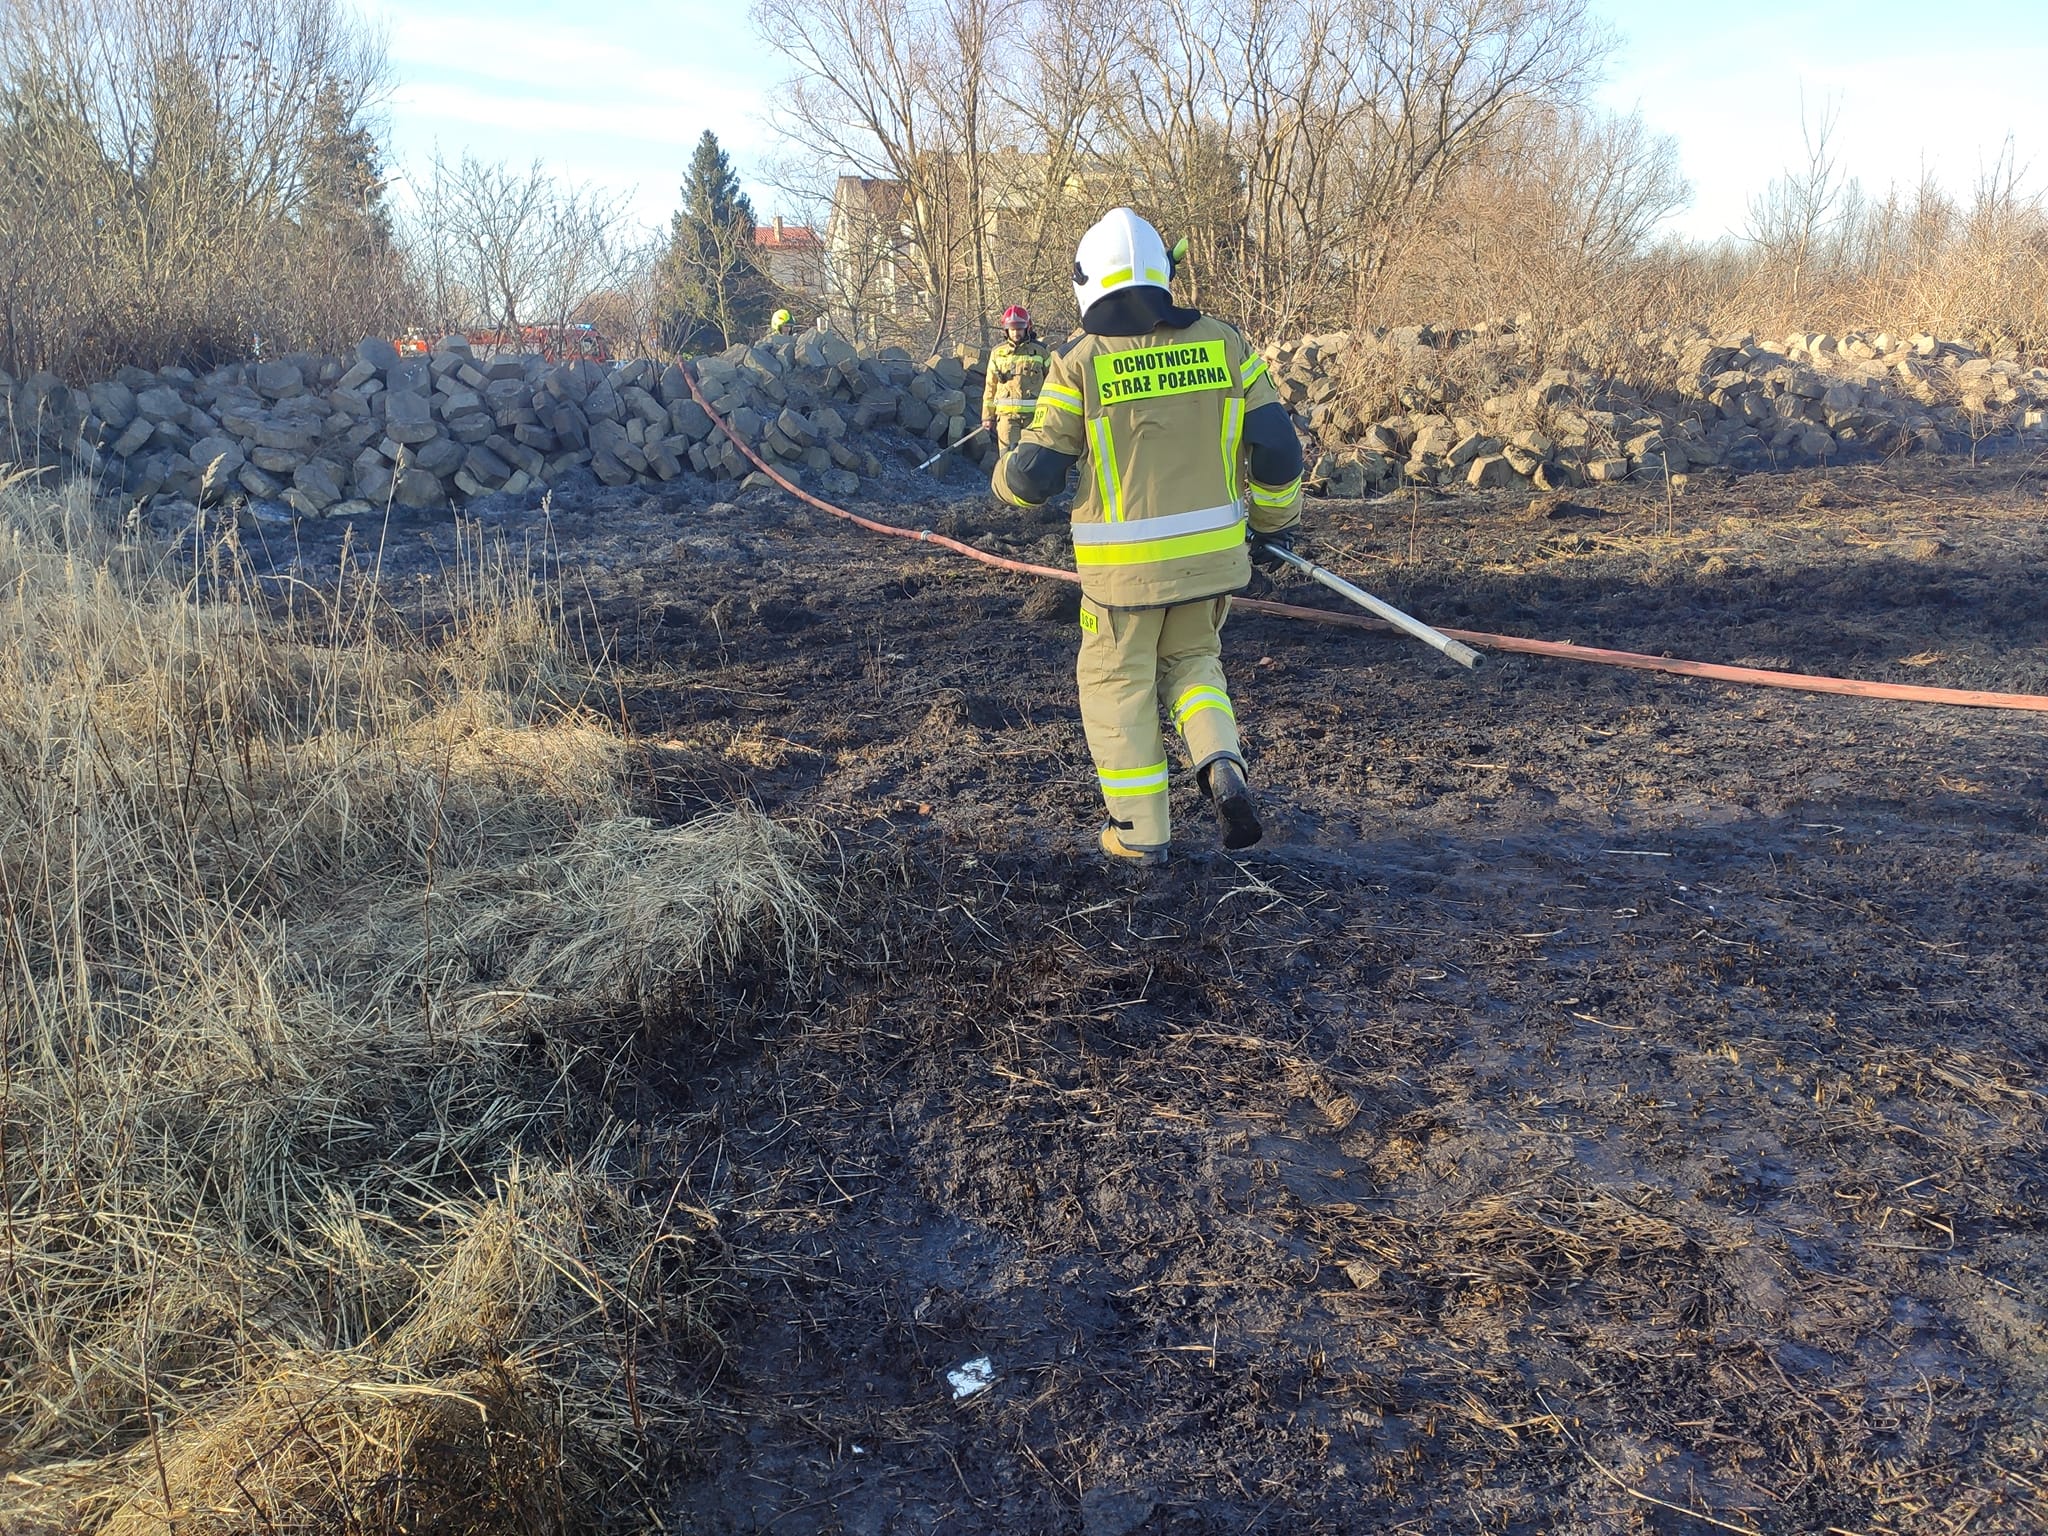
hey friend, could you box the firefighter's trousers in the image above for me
[993,413,1031,456]
[1076,594,1243,850]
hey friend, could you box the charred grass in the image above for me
[581,456,2048,1534]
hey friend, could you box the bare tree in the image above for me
[405,152,641,335]
[0,0,403,375]
[984,0,1130,319]
[754,0,1031,351]
[1071,0,1614,333]
[1745,91,1854,316]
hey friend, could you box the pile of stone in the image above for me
[0,327,996,519]
[1268,323,2048,497]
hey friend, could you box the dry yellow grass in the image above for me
[0,475,823,1532]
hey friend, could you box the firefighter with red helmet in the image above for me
[981,305,1051,458]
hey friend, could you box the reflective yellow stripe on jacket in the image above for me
[1070,502,1244,567]
[1087,416,1124,522]
[1220,396,1244,503]
[1036,382,1083,416]
[1249,474,1301,509]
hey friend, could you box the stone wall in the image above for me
[0,327,998,521]
[1268,322,2048,497]
[7,320,2045,523]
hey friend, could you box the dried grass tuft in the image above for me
[0,480,821,1532]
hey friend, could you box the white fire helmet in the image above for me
[1071,207,1172,317]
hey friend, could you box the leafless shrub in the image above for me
[0,0,412,377]
[1730,136,2048,354]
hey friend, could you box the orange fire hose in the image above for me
[681,364,2048,716]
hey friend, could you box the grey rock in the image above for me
[353,455,394,502]
[383,390,439,445]
[249,444,306,474]
[1447,431,1498,468]
[726,405,764,445]
[358,337,402,373]
[135,386,187,423]
[238,463,283,498]
[668,400,713,442]
[388,359,431,395]
[392,465,447,510]
[413,436,466,478]
[584,380,622,421]
[776,407,816,447]
[289,458,345,513]
[463,444,512,487]
[110,417,156,457]
[549,402,590,447]
[253,360,305,400]
[488,433,545,477]
[484,378,531,412]
[622,385,667,427]
[188,434,246,485]
[90,381,138,430]
[1467,453,1521,489]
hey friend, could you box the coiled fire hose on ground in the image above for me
[680,362,2048,715]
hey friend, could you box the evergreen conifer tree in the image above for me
[657,130,771,351]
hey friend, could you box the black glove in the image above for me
[1248,525,1297,571]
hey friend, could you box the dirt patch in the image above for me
[260,457,2048,1533]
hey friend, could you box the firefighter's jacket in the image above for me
[1011,317,1301,608]
[982,338,1051,420]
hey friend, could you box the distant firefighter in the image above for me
[981,305,1050,458]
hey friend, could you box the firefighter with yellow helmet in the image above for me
[994,208,1303,865]
[981,305,1051,457]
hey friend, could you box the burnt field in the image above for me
[272,454,2048,1533]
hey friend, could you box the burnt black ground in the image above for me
[274,454,2048,1534]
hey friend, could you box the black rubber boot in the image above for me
[1202,759,1263,850]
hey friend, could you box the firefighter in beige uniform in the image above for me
[981,304,1050,456]
[994,209,1303,864]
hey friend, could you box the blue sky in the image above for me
[357,0,2048,244]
